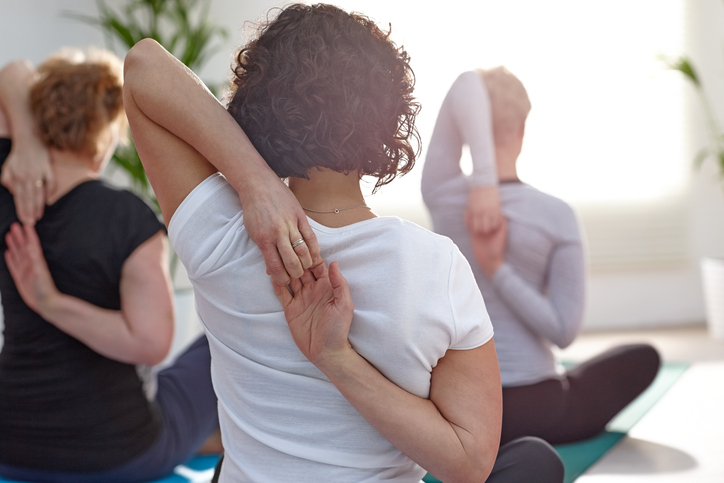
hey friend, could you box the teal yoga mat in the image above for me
[0,455,220,483]
[555,361,689,483]
[424,362,689,483]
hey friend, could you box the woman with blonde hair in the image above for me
[0,48,219,482]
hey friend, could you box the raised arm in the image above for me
[422,71,501,233]
[4,223,173,365]
[0,61,55,225]
[123,39,319,285]
[274,262,501,483]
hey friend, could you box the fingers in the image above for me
[278,239,304,281]
[298,219,321,266]
[273,282,293,308]
[300,268,316,286]
[13,179,46,226]
[260,244,292,286]
[289,276,303,295]
[290,231,313,271]
[328,261,353,309]
[43,165,57,199]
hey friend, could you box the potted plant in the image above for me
[668,56,724,339]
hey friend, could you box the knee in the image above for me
[623,344,661,381]
[492,436,564,483]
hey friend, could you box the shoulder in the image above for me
[372,216,457,254]
[503,183,581,242]
[89,180,160,219]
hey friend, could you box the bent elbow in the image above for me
[124,38,162,82]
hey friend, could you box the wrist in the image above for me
[314,343,358,380]
[484,259,503,279]
[36,289,63,321]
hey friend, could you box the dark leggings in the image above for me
[211,436,563,483]
[0,335,219,483]
[501,344,661,445]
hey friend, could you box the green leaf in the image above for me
[663,55,700,86]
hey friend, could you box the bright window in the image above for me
[334,0,687,214]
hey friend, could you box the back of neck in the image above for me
[48,149,100,204]
[288,168,375,228]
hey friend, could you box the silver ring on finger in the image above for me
[291,238,306,249]
[35,179,43,188]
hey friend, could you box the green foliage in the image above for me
[665,54,724,179]
[65,0,228,211]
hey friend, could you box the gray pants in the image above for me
[211,436,564,483]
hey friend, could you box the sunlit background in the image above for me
[2,0,724,333]
[332,0,688,208]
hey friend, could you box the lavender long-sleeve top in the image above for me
[421,71,586,387]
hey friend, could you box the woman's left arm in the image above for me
[123,39,319,285]
[275,263,501,483]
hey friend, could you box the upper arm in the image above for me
[119,230,175,364]
[0,102,8,137]
[429,340,502,474]
[123,40,216,227]
[449,72,497,186]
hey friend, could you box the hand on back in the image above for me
[471,216,507,279]
[4,222,59,316]
[466,185,502,235]
[240,175,321,286]
[273,260,355,370]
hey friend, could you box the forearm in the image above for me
[124,39,276,202]
[39,292,167,365]
[450,71,497,187]
[319,348,495,483]
[492,250,584,348]
[0,61,39,145]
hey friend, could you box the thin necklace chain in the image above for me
[302,204,370,214]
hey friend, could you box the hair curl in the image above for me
[30,48,125,157]
[227,3,420,192]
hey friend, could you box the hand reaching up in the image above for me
[273,261,355,369]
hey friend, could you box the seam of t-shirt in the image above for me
[445,244,459,346]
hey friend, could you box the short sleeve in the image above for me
[115,192,166,265]
[448,245,494,350]
[167,173,245,279]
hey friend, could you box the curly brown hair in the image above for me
[227,3,420,192]
[30,48,125,157]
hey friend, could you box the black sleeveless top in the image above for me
[0,139,165,472]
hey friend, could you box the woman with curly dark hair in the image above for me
[123,3,563,482]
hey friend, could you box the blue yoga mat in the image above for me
[0,456,220,483]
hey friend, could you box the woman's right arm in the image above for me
[123,39,319,285]
[0,61,55,225]
[275,263,501,483]
[5,223,174,365]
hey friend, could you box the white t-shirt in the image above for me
[168,174,494,482]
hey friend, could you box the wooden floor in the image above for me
[556,326,724,482]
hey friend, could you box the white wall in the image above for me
[2,0,724,333]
